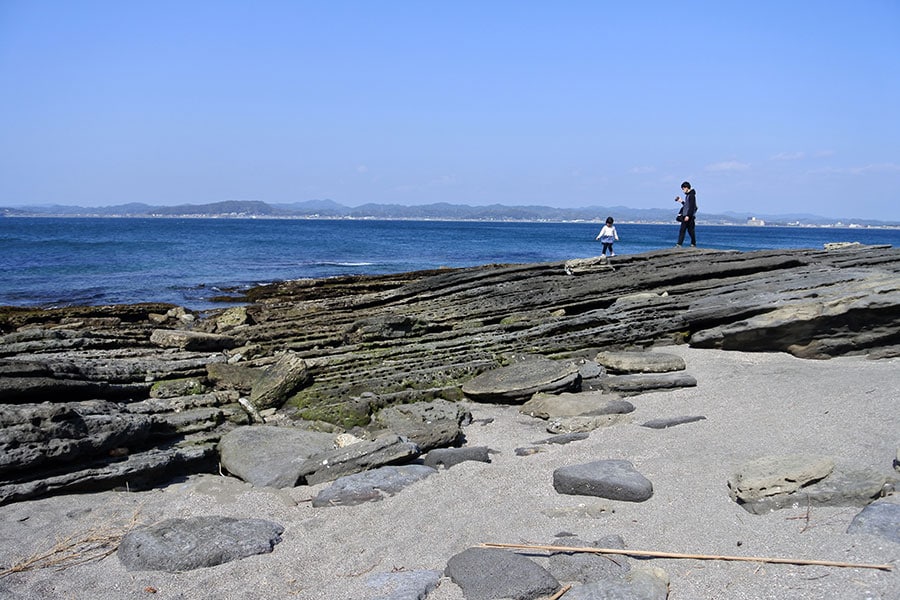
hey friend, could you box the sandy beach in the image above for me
[1,346,897,600]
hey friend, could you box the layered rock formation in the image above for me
[1,245,898,504]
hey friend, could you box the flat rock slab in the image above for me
[554,460,653,502]
[298,434,422,486]
[218,425,336,488]
[149,329,237,351]
[312,464,437,507]
[735,466,889,514]
[599,372,697,394]
[594,351,686,374]
[520,391,634,420]
[728,455,835,503]
[847,499,900,543]
[641,415,707,429]
[117,516,284,572]
[461,356,581,403]
[423,446,491,469]
[445,547,560,600]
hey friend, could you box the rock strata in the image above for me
[1,245,899,503]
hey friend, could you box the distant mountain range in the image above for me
[1,200,896,227]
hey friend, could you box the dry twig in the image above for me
[0,511,141,578]
[477,542,893,571]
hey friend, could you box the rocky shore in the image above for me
[1,245,899,599]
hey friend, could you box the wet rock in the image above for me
[117,516,284,572]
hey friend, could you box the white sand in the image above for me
[1,347,898,600]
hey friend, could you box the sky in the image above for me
[1,1,899,221]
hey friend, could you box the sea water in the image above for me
[1,217,897,310]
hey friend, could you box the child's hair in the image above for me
[605,216,614,225]
[681,181,691,189]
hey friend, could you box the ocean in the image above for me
[2,217,898,310]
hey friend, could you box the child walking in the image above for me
[595,216,619,257]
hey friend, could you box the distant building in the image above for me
[746,217,766,226]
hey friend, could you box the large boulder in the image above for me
[249,352,309,410]
[218,425,335,488]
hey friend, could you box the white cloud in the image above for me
[771,152,805,161]
[815,163,900,175]
[705,161,750,172]
[629,166,655,174]
[356,165,369,174]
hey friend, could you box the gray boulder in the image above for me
[594,351,686,374]
[249,351,309,410]
[372,398,471,451]
[218,425,336,488]
[117,516,284,572]
[312,464,437,507]
[462,355,581,403]
[554,460,653,502]
[445,547,560,600]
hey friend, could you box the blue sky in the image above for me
[1,1,898,221]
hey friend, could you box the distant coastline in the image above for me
[3,199,898,228]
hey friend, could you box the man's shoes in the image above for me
[610,252,615,257]
[675,244,682,247]
[690,244,696,247]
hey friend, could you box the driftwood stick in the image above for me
[477,542,893,572]
[548,583,572,600]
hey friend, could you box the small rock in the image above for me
[423,446,491,469]
[641,415,706,429]
[554,460,653,502]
